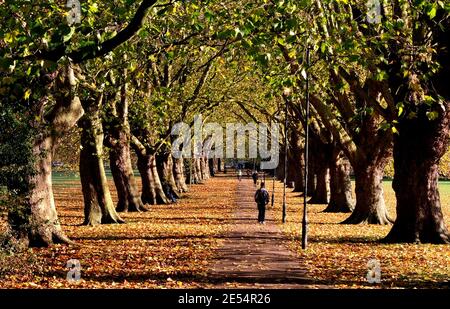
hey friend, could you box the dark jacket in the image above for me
[255,188,269,206]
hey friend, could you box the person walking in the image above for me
[237,169,242,181]
[251,170,259,186]
[254,182,269,224]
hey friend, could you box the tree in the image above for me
[0,0,163,246]
[379,2,450,243]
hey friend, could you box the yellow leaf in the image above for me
[24,89,31,100]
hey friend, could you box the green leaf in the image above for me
[426,111,439,120]
[427,5,437,19]
[63,27,75,43]
[89,3,99,14]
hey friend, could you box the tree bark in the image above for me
[324,150,354,213]
[385,106,450,243]
[200,157,210,180]
[173,157,189,192]
[309,163,329,204]
[137,153,169,205]
[25,136,74,247]
[12,66,84,247]
[193,158,202,183]
[79,105,124,226]
[156,152,180,199]
[107,72,146,212]
[308,137,331,204]
[342,161,392,224]
[217,158,224,172]
[306,156,316,197]
[110,137,146,212]
[288,129,305,192]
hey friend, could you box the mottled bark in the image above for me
[12,67,84,247]
[79,105,124,226]
[200,157,210,180]
[25,136,74,246]
[342,162,392,224]
[110,137,146,212]
[156,152,179,199]
[385,106,450,243]
[107,74,146,212]
[173,157,188,192]
[137,153,169,205]
[324,151,354,213]
[193,158,202,183]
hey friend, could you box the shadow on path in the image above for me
[209,179,315,288]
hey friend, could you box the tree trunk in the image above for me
[137,153,169,205]
[309,163,329,204]
[11,67,84,247]
[288,129,305,192]
[193,158,202,183]
[324,151,354,213]
[173,157,189,192]
[25,136,73,247]
[79,110,124,226]
[200,157,210,180]
[342,162,392,224]
[276,151,284,181]
[107,74,146,212]
[209,158,216,176]
[385,107,450,243]
[217,158,224,172]
[156,152,180,199]
[306,159,316,197]
[110,136,146,212]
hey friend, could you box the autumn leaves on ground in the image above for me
[1,174,449,288]
[0,176,236,288]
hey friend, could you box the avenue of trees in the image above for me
[1,0,449,248]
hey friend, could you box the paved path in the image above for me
[209,178,312,288]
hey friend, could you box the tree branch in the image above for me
[26,0,160,63]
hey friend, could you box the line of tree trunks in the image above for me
[310,73,393,224]
[79,94,124,226]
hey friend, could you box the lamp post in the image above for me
[271,168,275,209]
[302,46,310,250]
[282,87,291,223]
